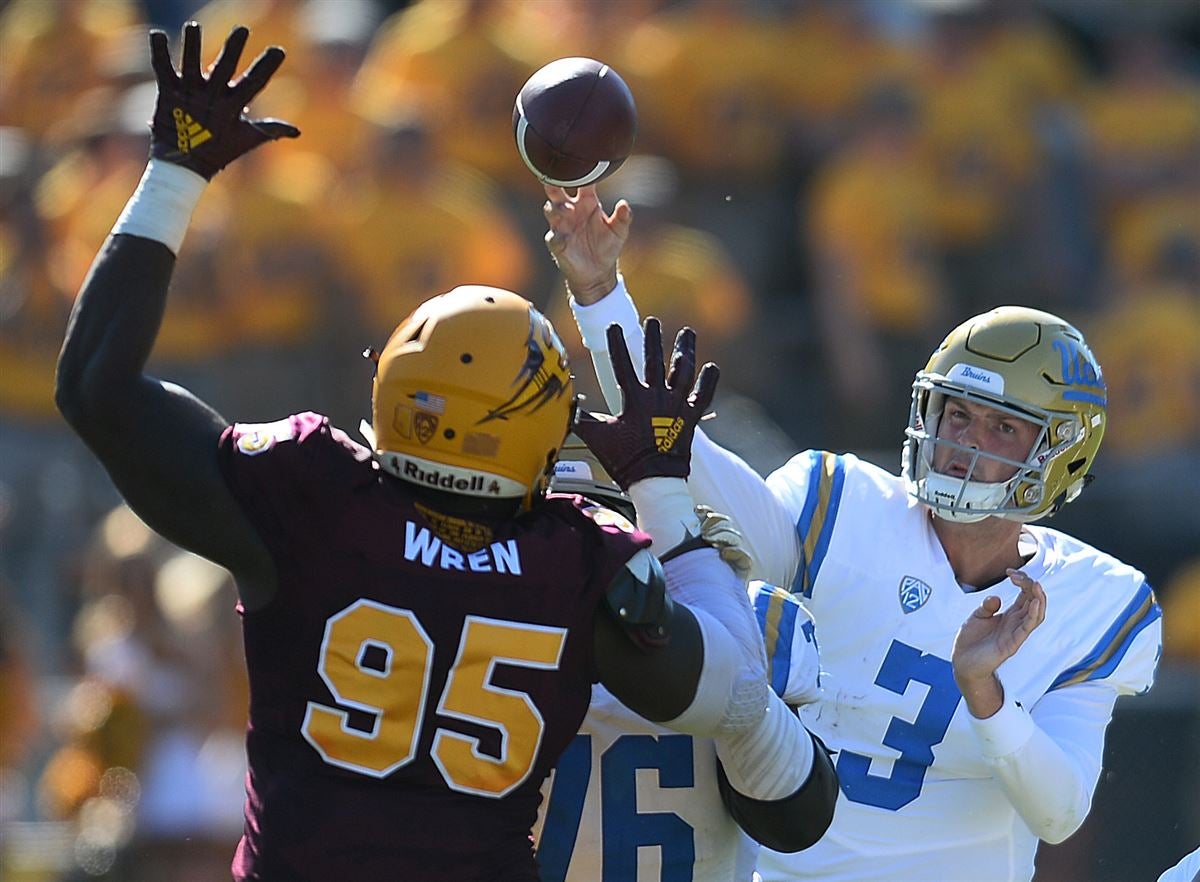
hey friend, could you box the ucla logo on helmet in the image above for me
[1051,339,1106,406]
[899,576,933,613]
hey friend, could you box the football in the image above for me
[513,57,637,188]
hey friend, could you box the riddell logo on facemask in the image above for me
[403,460,499,494]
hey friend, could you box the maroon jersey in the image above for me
[217,413,650,881]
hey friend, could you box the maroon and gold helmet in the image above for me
[367,286,574,500]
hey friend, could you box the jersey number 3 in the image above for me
[301,599,567,797]
[836,640,961,810]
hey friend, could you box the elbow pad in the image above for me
[603,549,674,651]
[718,731,838,853]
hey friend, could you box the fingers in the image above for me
[543,187,573,256]
[611,199,633,239]
[642,317,665,389]
[1016,595,1044,637]
[975,595,1003,618]
[543,228,566,260]
[250,118,301,140]
[149,30,178,85]
[180,21,203,90]
[232,46,287,105]
[605,323,641,397]
[665,327,696,394]
[1007,567,1046,619]
[209,25,249,88]
[574,185,601,213]
[1007,568,1032,589]
[571,409,612,450]
[691,362,720,415]
[543,185,578,217]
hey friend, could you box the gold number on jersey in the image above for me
[301,600,567,796]
[433,615,567,796]
[302,600,433,776]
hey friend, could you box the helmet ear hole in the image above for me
[1067,458,1087,474]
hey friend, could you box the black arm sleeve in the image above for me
[716,731,839,853]
[56,233,276,605]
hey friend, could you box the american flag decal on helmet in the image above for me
[480,308,570,423]
[899,576,932,613]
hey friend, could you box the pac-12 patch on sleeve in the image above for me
[582,502,637,534]
[236,432,273,456]
[233,418,296,456]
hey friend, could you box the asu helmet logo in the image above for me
[481,308,571,424]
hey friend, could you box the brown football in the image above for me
[513,57,637,188]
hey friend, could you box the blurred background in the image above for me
[0,0,1197,879]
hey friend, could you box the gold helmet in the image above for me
[902,306,1107,523]
[549,432,635,520]
[366,286,574,500]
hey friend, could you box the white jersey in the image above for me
[534,582,820,882]
[721,450,1162,882]
[571,281,1163,882]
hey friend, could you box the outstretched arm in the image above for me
[56,24,298,607]
[544,186,802,585]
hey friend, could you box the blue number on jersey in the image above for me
[539,733,696,882]
[836,640,962,810]
[539,735,592,880]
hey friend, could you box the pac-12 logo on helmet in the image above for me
[482,308,572,423]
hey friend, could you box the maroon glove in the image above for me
[574,318,719,489]
[148,22,298,179]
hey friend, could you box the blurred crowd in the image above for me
[1,0,1198,878]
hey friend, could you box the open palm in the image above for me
[952,569,1047,683]
[543,185,632,303]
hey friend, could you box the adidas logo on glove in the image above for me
[652,416,685,453]
[173,107,212,152]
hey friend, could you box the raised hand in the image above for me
[543,184,632,304]
[574,318,718,489]
[952,569,1047,715]
[148,22,299,179]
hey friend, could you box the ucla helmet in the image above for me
[366,286,574,500]
[902,306,1107,523]
[549,432,636,521]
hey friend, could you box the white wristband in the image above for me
[112,160,208,255]
[571,274,641,356]
[629,476,701,552]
